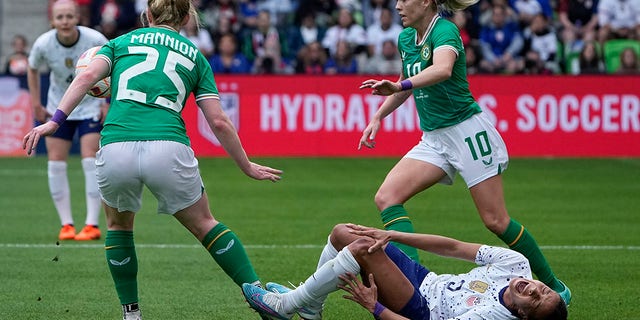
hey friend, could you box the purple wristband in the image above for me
[373,302,386,317]
[400,79,413,91]
[51,109,68,125]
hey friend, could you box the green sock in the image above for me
[105,230,138,305]
[202,223,259,286]
[499,219,562,291]
[380,204,419,262]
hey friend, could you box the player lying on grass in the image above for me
[243,223,567,320]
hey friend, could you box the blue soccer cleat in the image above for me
[242,283,294,320]
[266,282,323,320]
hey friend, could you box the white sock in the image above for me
[48,161,73,226]
[316,235,339,270]
[283,248,360,312]
[81,157,101,226]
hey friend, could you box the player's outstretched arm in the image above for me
[198,98,282,182]
[346,224,481,262]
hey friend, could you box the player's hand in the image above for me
[245,162,283,182]
[345,223,391,253]
[33,104,51,123]
[23,121,59,155]
[339,273,378,313]
[358,119,380,150]
[360,79,401,96]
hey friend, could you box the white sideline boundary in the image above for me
[0,243,639,250]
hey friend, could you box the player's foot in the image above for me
[266,282,323,320]
[242,283,294,320]
[74,225,101,241]
[557,280,571,306]
[122,303,141,320]
[58,224,76,240]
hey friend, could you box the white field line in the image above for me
[0,243,639,250]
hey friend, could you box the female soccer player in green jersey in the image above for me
[358,0,571,305]
[23,0,282,318]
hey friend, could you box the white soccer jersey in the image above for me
[28,26,108,120]
[420,246,528,320]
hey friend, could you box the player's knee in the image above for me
[374,190,393,210]
[483,215,510,234]
[348,237,376,259]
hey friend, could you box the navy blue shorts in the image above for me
[51,118,102,141]
[385,244,431,320]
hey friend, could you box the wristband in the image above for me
[51,109,68,125]
[373,302,386,317]
[400,79,413,91]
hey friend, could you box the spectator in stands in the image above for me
[452,11,472,47]
[253,33,291,74]
[615,47,640,74]
[295,0,339,28]
[4,34,29,76]
[362,0,397,28]
[241,10,290,68]
[362,39,402,75]
[201,0,241,39]
[478,0,517,27]
[238,0,259,31]
[325,40,359,74]
[465,43,484,74]
[577,40,605,74]
[288,11,327,60]
[210,15,236,51]
[256,0,296,28]
[294,41,327,75]
[597,0,640,43]
[322,7,368,57]
[557,0,599,54]
[509,0,553,27]
[209,33,252,74]
[181,14,215,58]
[522,14,559,74]
[479,4,525,74]
[90,0,137,39]
[366,7,403,57]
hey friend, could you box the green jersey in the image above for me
[97,26,219,146]
[398,16,481,131]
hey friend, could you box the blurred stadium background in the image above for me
[0,1,639,319]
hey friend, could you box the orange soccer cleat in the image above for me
[58,224,76,240]
[74,225,101,241]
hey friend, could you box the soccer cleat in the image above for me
[122,303,141,320]
[266,282,323,320]
[557,280,572,306]
[74,225,101,241]
[58,224,76,240]
[242,283,294,320]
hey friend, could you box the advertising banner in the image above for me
[0,77,33,157]
[184,75,639,157]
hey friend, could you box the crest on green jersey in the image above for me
[421,45,431,61]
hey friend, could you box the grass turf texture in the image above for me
[0,156,638,319]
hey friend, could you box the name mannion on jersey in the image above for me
[130,32,198,61]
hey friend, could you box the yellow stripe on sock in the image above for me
[206,229,231,251]
[508,225,525,247]
[383,216,411,228]
[104,245,119,250]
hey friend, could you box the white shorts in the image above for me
[95,141,203,214]
[405,113,509,188]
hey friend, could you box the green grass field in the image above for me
[1,156,639,319]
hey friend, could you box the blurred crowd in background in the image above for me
[3,0,640,78]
